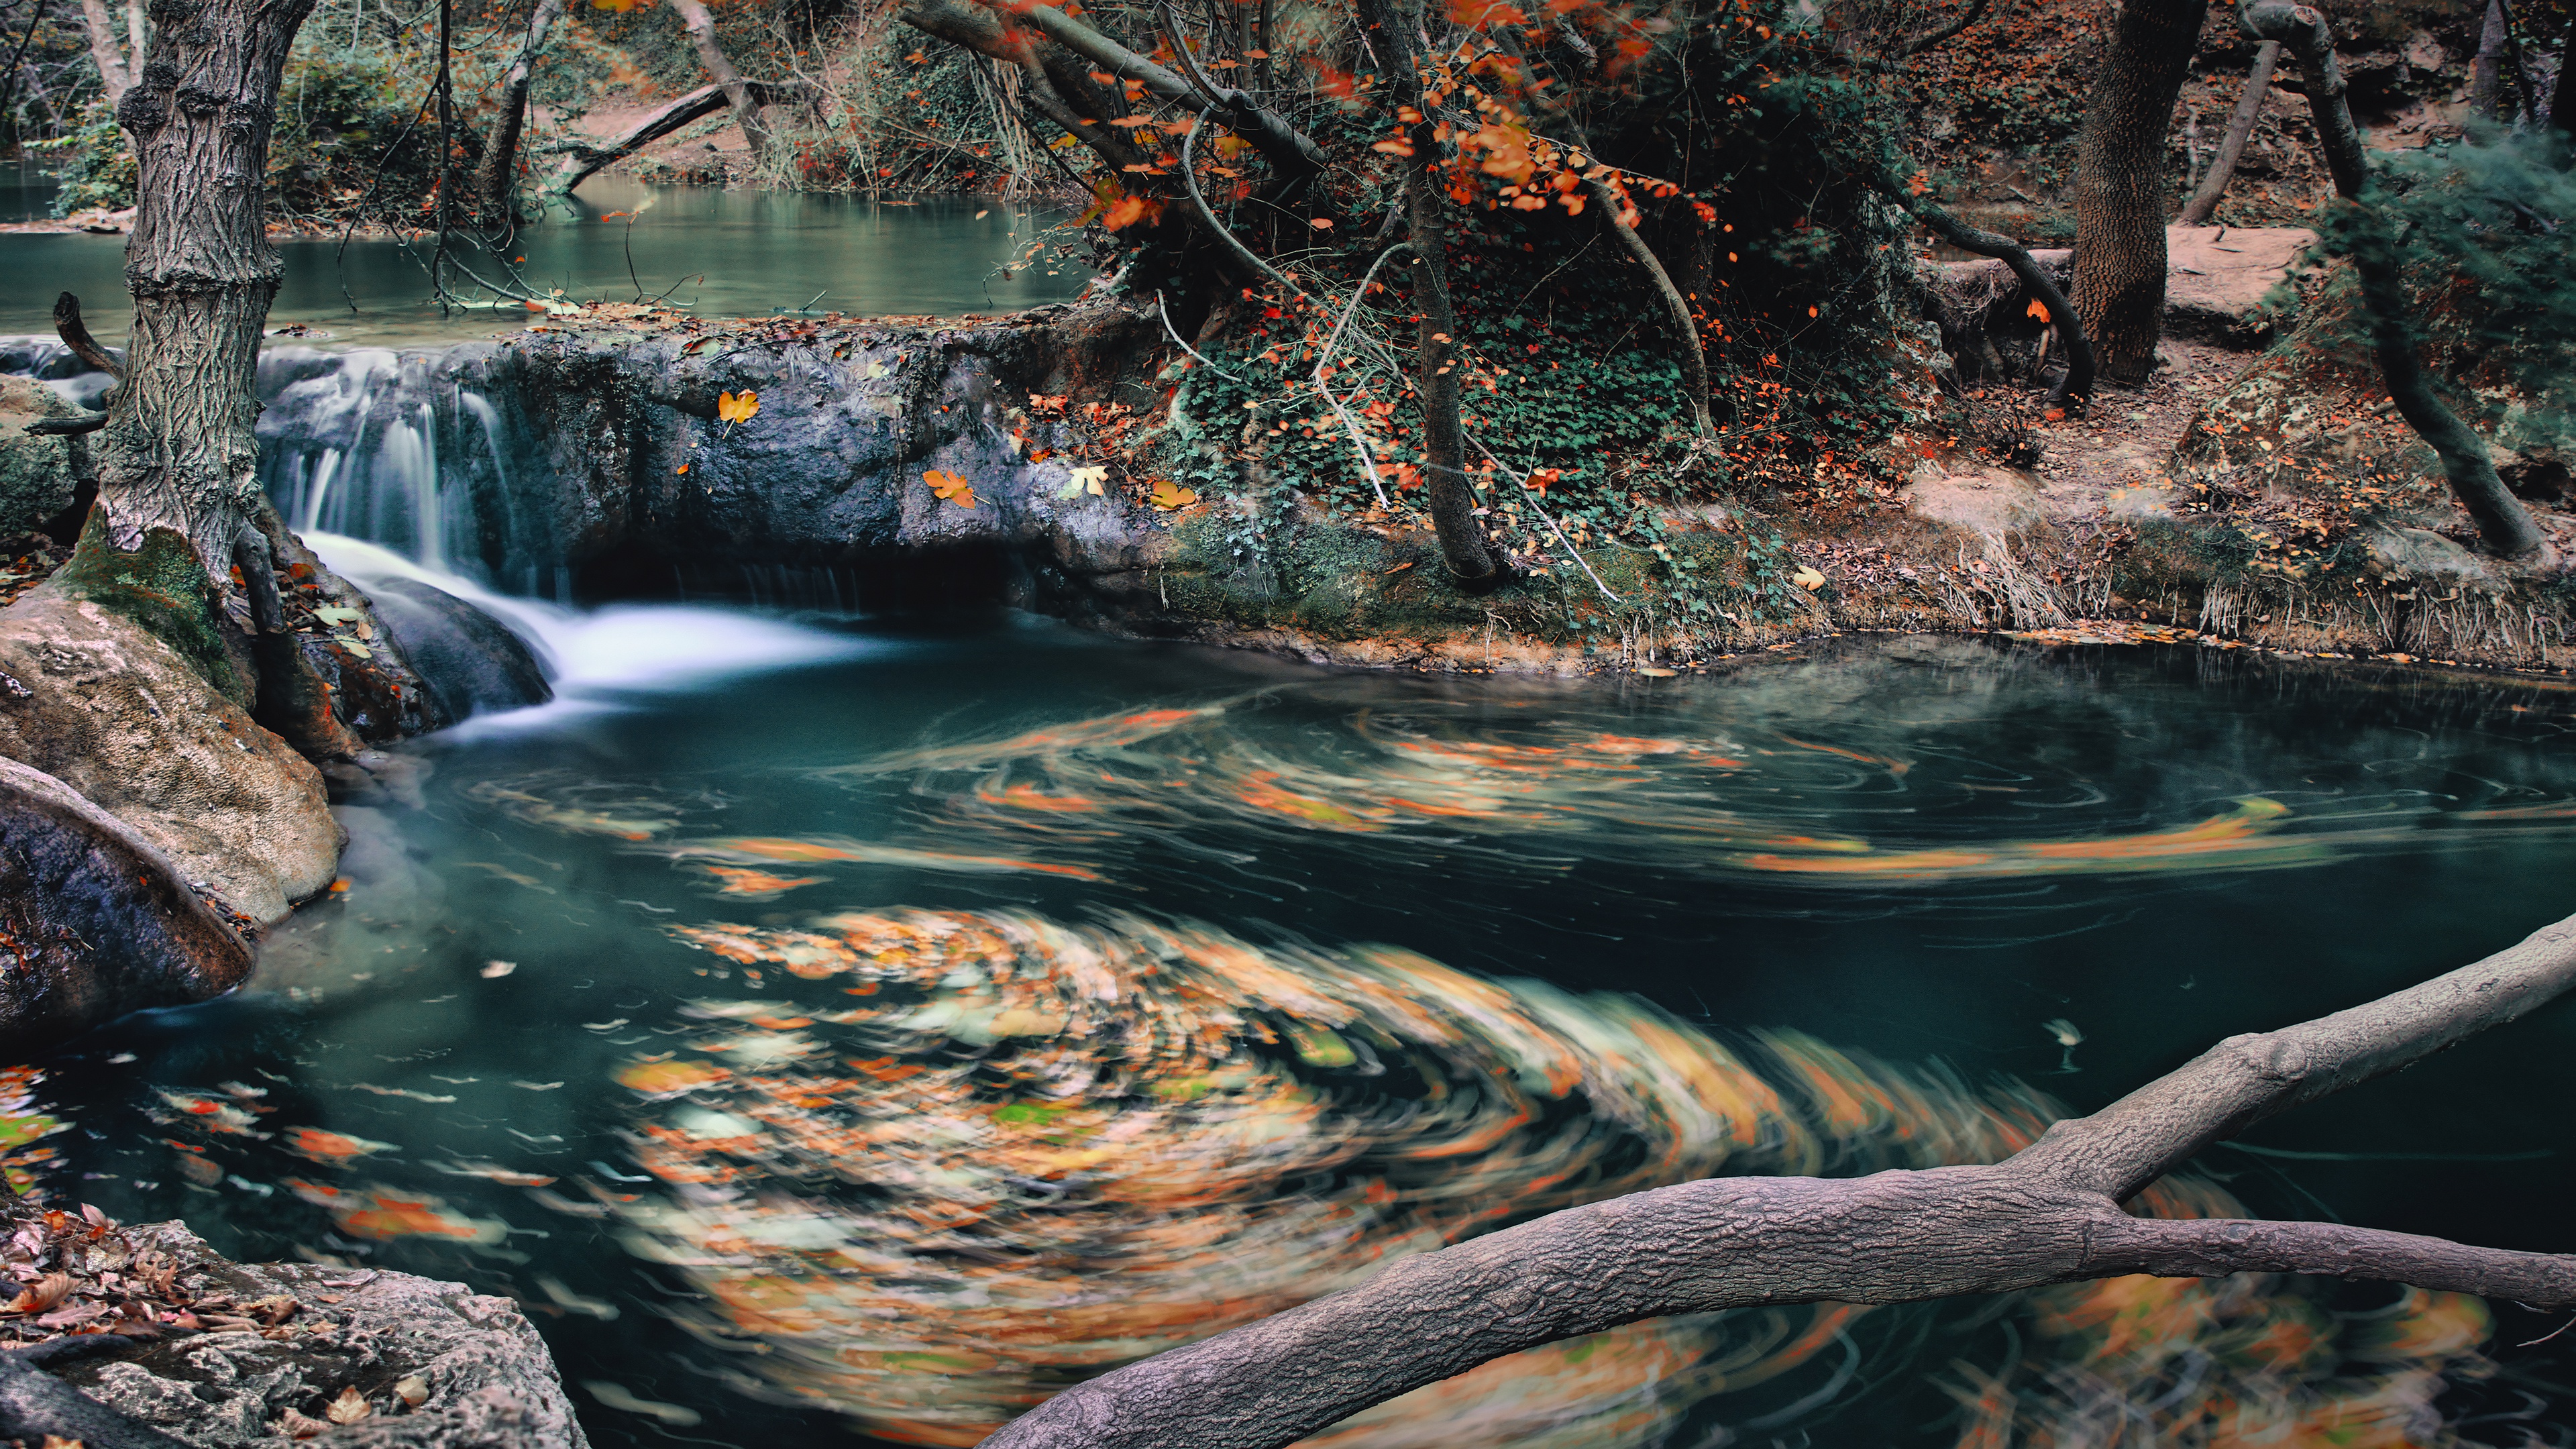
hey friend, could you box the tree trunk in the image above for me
[2239,0,2545,557]
[75,0,132,106]
[2071,0,2203,385]
[2471,0,2508,118]
[1356,0,1494,584]
[473,0,566,221]
[124,0,146,72]
[2549,9,2571,136]
[89,0,318,573]
[2176,40,2279,225]
[979,911,2576,1449]
[665,0,770,162]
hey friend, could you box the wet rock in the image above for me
[0,759,252,1055]
[0,592,340,926]
[0,374,79,535]
[48,1219,587,1449]
[361,577,552,726]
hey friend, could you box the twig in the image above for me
[1462,433,1619,600]
[1154,289,1244,379]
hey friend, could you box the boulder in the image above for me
[0,592,339,926]
[0,759,252,1055]
[361,577,553,726]
[36,1217,588,1449]
[0,373,81,535]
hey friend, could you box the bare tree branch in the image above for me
[2177,40,2279,226]
[541,79,806,196]
[1897,0,1991,57]
[978,909,2576,1449]
[1000,0,1326,175]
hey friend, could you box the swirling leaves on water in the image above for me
[788,686,2576,889]
[621,908,2507,1448]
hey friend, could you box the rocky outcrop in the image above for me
[1,1201,586,1449]
[0,374,83,537]
[0,592,339,927]
[0,759,254,1055]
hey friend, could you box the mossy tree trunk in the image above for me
[91,0,317,576]
[2071,0,2203,385]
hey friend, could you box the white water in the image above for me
[307,534,875,733]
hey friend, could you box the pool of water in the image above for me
[0,178,1091,349]
[11,564,2576,1448]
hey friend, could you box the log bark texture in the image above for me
[96,0,319,570]
[2071,0,2204,384]
[977,909,2576,1449]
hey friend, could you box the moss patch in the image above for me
[50,513,249,705]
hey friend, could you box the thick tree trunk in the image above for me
[980,910,2576,1449]
[665,0,770,162]
[75,0,132,105]
[2176,40,2278,225]
[2471,0,2509,118]
[1356,0,1494,584]
[2071,0,2203,384]
[92,0,318,572]
[2240,0,2545,557]
[474,0,568,221]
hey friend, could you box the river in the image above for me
[0,177,1089,347]
[7,182,2576,1449]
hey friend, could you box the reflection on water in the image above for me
[0,180,1089,347]
[12,621,2576,1448]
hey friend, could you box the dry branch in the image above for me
[542,79,807,196]
[2176,40,2279,225]
[979,910,2576,1449]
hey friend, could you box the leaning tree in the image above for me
[981,908,2576,1448]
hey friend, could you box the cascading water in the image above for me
[256,345,564,596]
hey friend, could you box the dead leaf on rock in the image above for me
[327,1386,372,1425]
[5,1271,70,1314]
[276,1407,331,1439]
[394,1375,430,1407]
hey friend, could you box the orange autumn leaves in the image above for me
[924,469,975,509]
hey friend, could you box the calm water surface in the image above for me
[11,561,2576,1448]
[1,178,1090,347]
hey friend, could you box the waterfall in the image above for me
[256,345,558,592]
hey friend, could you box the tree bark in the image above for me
[124,0,146,72]
[2239,0,2545,557]
[2471,0,2508,119]
[2071,0,2204,384]
[979,910,2576,1449]
[75,0,133,106]
[1892,181,2096,406]
[474,0,568,222]
[91,0,319,572]
[1356,0,1494,584]
[2176,40,2279,225]
[665,0,769,161]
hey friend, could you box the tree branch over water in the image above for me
[981,910,2576,1449]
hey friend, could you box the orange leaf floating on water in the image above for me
[924,470,977,509]
[619,1059,733,1095]
[283,1126,397,1165]
[704,865,825,898]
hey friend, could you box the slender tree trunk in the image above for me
[1356,0,1493,584]
[2471,0,2509,118]
[2239,0,2544,557]
[2548,11,2571,135]
[124,0,146,72]
[75,0,132,105]
[474,0,568,221]
[2072,0,2203,384]
[88,0,319,572]
[666,0,771,161]
[2177,40,2279,225]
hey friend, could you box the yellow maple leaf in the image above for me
[1792,566,1826,591]
[717,390,760,425]
[1148,479,1199,511]
[1067,464,1110,496]
[924,469,977,509]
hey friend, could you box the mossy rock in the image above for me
[0,375,78,535]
